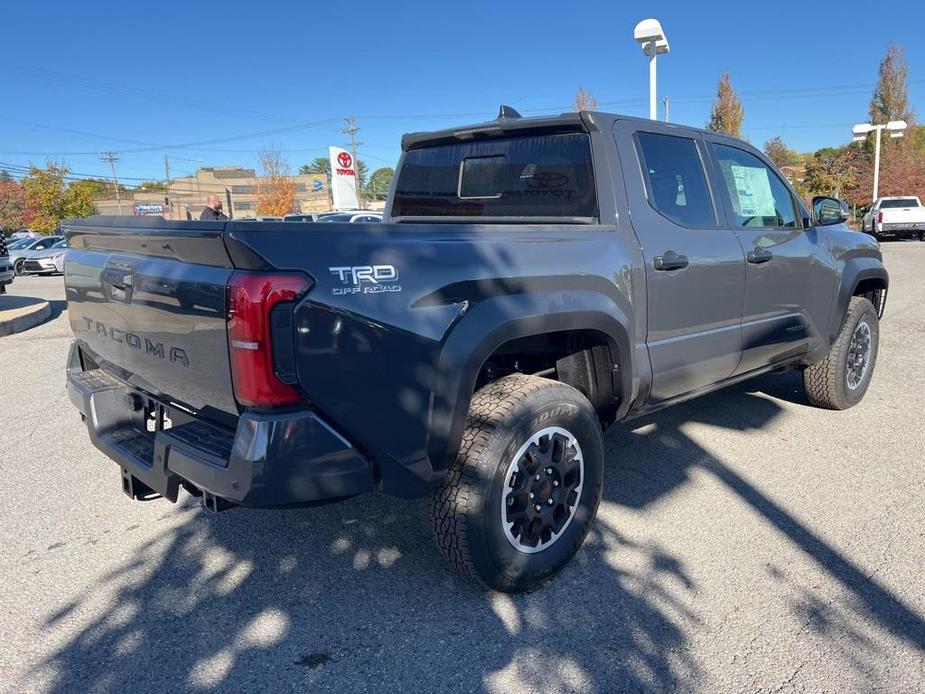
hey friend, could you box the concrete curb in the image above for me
[0,298,52,336]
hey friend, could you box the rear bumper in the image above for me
[876,223,923,235]
[67,349,374,508]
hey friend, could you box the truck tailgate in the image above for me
[882,207,925,225]
[64,218,238,419]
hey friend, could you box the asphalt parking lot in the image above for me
[1,243,923,693]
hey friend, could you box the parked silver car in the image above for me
[9,235,63,275]
[21,239,68,275]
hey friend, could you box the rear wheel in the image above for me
[432,374,604,592]
[13,259,25,276]
[803,297,879,409]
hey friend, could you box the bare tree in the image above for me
[255,146,296,216]
[574,86,598,111]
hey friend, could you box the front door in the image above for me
[704,141,836,373]
[613,122,746,402]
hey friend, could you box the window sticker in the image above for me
[730,165,776,217]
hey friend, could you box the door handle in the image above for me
[653,252,690,271]
[746,248,773,264]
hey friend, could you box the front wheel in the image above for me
[13,260,25,276]
[803,297,879,409]
[432,374,604,592]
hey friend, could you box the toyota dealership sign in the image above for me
[329,146,359,210]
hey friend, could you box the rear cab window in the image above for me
[391,132,598,222]
[635,131,717,227]
[879,198,920,208]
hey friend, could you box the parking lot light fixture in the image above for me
[852,120,907,201]
[633,19,669,120]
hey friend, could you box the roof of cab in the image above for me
[400,108,748,151]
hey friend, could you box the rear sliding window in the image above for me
[879,198,919,208]
[391,132,598,220]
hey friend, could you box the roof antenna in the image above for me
[497,105,522,120]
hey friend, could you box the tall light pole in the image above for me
[634,19,670,120]
[852,120,907,202]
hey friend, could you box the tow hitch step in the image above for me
[201,491,235,514]
[120,468,161,501]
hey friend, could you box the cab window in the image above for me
[712,145,797,228]
[635,132,717,228]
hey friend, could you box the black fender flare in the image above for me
[426,290,634,472]
[829,258,888,342]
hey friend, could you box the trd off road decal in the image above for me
[329,265,402,295]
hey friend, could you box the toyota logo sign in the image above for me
[337,152,353,169]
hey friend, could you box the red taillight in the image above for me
[877,211,883,223]
[227,271,310,408]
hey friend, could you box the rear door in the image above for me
[613,121,746,402]
[704,140,836,373]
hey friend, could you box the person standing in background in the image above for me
[199,194,228,221]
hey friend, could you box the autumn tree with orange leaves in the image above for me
[255,146,296,216]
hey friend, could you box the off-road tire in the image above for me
[803,297,879,410]
[431,374,604,592]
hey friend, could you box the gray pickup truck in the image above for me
[63,108,888,592]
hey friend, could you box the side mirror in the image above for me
[812,196,849,226]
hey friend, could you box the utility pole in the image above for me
[164,154,171,219]
[163,155,203,219]
[663,96,670,122]
[100,151,124,215]
[341,116,363,208]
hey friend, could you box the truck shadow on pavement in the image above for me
[33,372,924,692]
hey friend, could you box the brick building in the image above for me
[95,166,331,218]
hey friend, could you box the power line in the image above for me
[10,65,309,126]
[6,76,918,158]
[0,118,342,157]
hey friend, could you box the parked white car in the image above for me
[862,196,925,241]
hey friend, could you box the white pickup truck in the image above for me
[863,196,925,241]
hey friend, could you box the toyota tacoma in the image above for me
[63,108,888,591]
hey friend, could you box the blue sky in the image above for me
[2,0,923,184]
